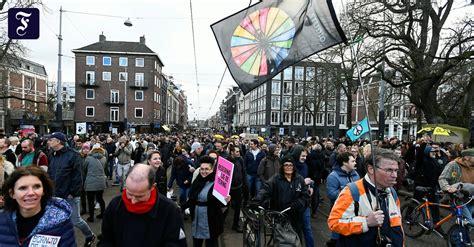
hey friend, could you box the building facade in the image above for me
[0,58,49,135]
[73,34,165,134]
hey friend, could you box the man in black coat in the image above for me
[98,164,187,246]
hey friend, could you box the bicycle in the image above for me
[241,205,263,247]
[401,186,473,246]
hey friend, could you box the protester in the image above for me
[47,132,95,246]
[257,143,281,183]
[252,155,309,243]
[326,152,360,246]
[98,164,187,246]
[306,142,326,217]
[0,166,75,246]
[243,139,265,197]
[168,155,194,205]
[0,137,17,166]
[226,144,246,232]
[181,155,230,247]
[103,137,116,181]
[17,138,48,169]
[328,148,403,247]
[438,148,474,225]
[83,145,107,222]
[147,150,167,195]
[113,136,133,189]
[0,155,15,209]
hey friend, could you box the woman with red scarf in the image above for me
[98,164,187,246]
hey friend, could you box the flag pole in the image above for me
[339,0,383,242]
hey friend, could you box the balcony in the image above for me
[104,98,124,105]
[128,81,149,89]
[79,81,100,88]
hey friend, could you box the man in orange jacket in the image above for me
[328,148,404,247]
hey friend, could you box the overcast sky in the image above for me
[25,0,264,121]
[22,0,471,121]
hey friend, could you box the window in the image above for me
[271,96,280,110]
[135,90,144,101]
[271,111,280,124]
[135,58,144,67]
[393,106,400,119]
[327,99,336,111]
[86,71,95,84]
[316,112,324,125]
[103,56,111,66]
[135,108,144,118]
[294,112,302,124]
[110,107,119,121]
[327,112,335,126]
[135,73,144,86]
[85,89,95,99]
[340,114,347,126]
[294,81,303,95]
[86,56,95,65]
[295,66,304,81]
[282,111,291,124]
[111,90,119,103]
[103,72,111,81]
[305,112,313,125]
[340,100,347,113]
[85,106,94,117]
[119,57,128,67]
[306,67,315,81]
[282,96,291,109]
[283,81,292,95]
[283,67,292,80]
[271,81,281,94]
[119,72,128,81]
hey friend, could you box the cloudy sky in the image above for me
[24,0,264,121]
[20,0,471,121]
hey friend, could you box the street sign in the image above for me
[279,128,284,136]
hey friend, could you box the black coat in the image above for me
[181,172,227,239]
[47,146,83,198]
[98,190,187,247]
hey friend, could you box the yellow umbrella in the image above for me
[417,126,456,136]
[258,136,265,143]
[214,134,224,139]
[231,135,240,139]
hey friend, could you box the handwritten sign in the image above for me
[212,156,234,205]
[29,234,61,247]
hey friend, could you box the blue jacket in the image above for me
[168,154,194,188]
[243,149,265,176]
[0,197,76,246]
[47,146,83,198]
[326,166,360,204]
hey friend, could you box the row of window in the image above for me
[246,111,346,126]
[86,56,144,67]
[84,106,145,120]
[85,89,145,101]
[85,71,144,84]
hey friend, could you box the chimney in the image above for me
[139,35,145,44]
[99,33,106,42]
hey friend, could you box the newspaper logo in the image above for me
[8,8,40,39]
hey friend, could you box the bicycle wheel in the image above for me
[401,201,426,238]
[447,225,472,247]
[243,219,259,247]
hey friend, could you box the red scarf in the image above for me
[121,186,157,214]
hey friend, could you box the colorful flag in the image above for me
[211,0,347,94]
[347,117,370,142]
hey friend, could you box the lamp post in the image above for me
[124,66,128,133]
[56,7,132,133]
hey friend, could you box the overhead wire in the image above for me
[189,0,201,113]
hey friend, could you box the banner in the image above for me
[76,122,87,135]
[346,117,370,142]
[211,0,346,94]
[212,156,234,205]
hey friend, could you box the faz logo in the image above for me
[8,8,40,39]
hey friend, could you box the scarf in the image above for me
[121,186,157,214]
[188,171,216,202]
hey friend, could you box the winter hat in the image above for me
[461,149,474,157]
[82,142,91,150]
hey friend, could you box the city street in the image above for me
[75,179,461,246]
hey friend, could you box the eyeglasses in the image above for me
[375,166,399,175]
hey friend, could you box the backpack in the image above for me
[347,182,397,216]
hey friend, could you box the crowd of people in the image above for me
[0,130,472,246]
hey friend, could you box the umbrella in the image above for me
[231,135,240,139]
[214,134,224,139]
[258,136,265,143]
[417,126,457,137]
[239,133,246,138]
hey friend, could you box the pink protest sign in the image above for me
[212,156,234,205]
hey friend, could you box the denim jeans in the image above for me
[66,197,94,238]
[311,184,320,215]
[108,158,115,179]
[179,185,190,204]
[303,207,314,247]
[462,203,474,225]
[246,174,261,197]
